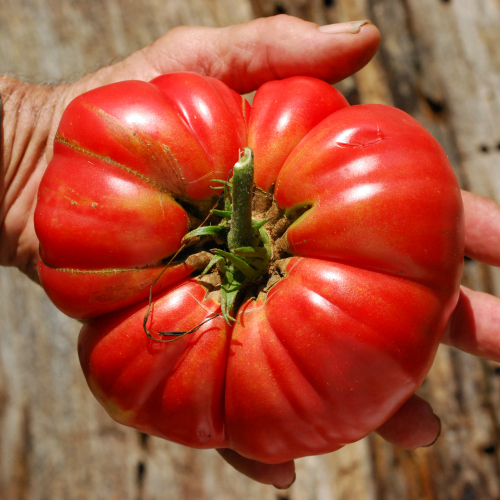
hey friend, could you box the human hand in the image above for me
[2,13,499,490]
[0,14,377,488]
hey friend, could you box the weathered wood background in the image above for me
[1,0,500,498]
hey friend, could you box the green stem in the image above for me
[182,147,269,325]
[227,148,255,251]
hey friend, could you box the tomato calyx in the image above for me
[142,148,298,342]
[183,148,273,324]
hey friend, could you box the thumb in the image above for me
[95,15,380,94]
[148,15,380,92]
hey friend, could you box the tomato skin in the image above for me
[36,74,464,464]
[78,280,229,449]
[248,76,349,190]
[225,257,451,463]
[38,261,194,319]
[36,145,189,270]
[275,104,463,288]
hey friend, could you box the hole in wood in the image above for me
[137,461,146,486]
[139,432,150,450]
[425,95,446,114]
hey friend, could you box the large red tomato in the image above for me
[34,73,464,464]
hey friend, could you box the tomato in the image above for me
[34,73,464,464]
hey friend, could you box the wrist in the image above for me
[0,77,61,181]
[0,76,67,274]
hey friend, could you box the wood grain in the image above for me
[1,0,500,498]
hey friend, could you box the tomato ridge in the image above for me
[55,135,170,192]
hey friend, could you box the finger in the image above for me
[462,190,500,266]
[101,15,380,94]
[375,394,441,449]
[216,448,295,489]
[442,285,500,361]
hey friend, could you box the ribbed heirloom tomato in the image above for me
[34,73,463,464]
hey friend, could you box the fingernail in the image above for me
[273,472,296,490]
[318,20,373,34]
[422,413,442,448]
